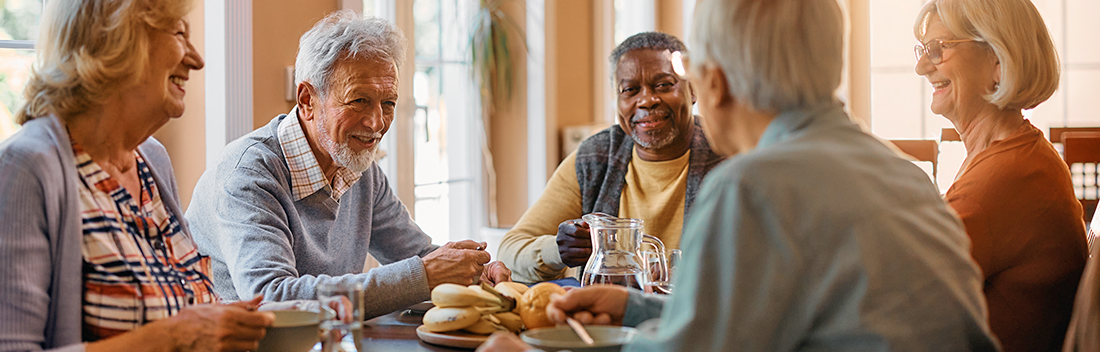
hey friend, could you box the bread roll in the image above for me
[518,282,566,329]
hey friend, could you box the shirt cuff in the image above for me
[404,256,431,295]
[537,234,568,271]
[622,290,667,327]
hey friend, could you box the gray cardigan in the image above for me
[0,116,185,352]
[186,114,439,319]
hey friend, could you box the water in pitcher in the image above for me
[581,269,650,293]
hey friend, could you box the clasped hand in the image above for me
[169,296,276,352]
[423,240,512,287]
[556,219,592,267]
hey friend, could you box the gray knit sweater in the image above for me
[186,114,439,319]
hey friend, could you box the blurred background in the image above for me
[1,0,1097,252]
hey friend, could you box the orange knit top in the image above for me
[946,121,1088,352]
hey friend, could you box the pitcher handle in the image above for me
[641,235,668,284]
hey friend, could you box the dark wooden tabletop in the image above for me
[359,309,477,351]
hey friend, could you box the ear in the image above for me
[993,60,1001,85]
[688,80,697,105]
[701,63,733,108]
[296,82,317,121]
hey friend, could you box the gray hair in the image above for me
[689,0,843,112]
[609,32,687,80]
[294,10,407,97]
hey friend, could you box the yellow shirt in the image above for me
[620,148,689,250]
[498,148,691,283]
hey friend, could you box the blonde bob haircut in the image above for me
[688,0,843,112]
[914,0,1059,110]
[16,0,192,124]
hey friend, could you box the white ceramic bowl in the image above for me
[256,310,322,352]
[520,325,636,352]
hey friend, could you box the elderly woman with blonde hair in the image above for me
[914,1,1087,351]
[0,0,275,351]
[478,0,999,351]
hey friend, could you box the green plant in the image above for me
[469,0,526,112]
[468,0,526,227]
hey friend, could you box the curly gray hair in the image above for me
[609,32,687,80]
[294,10,407,97]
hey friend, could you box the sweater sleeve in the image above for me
[0,144,85,352]
[498,151,585,283]
[622,290,667,327]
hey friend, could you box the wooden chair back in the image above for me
[889,139,939,184]
[1051,127,1100,143]
[1062,131,1100,224]
[941,128,961,142]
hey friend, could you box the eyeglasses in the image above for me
[914,39,982,65]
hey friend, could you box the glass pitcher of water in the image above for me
[580,213,668,293]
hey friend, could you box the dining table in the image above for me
[358,308,480,351]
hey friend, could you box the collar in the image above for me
[756,100,848,150]
[277,107,362,201]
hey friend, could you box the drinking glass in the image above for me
[643,249,681,294]
[317,282,364,352]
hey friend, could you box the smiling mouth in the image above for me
[931,80,951,91]
[631,109,671,129]
[350,133,382,147]
[170,76,186,88]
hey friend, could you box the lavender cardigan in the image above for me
[0,116,185,352]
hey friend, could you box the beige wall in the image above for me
[252,0,338,128]
[154,2,206,211]
[656,0,683,38]
[490,0,530,227]
[844,0,871,125]
[549,0,596,159]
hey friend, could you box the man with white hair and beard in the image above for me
[499,32,724,283]
[187,11,510,319]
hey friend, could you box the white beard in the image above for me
[632,125,680,150]
[316,115,380,174]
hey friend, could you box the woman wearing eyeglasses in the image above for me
[914,1,1087,351]
[0,1,275,351]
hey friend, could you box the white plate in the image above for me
[415,325,489,349]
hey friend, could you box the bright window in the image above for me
[350,0,485,244]
[410,0,482,244]
[0,0,42,141]
[613,0,654,47]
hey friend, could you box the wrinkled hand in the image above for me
[476,331,534,352]
[168,296,275,352]
[556,219,592,267]
[423,240,492,288]
[480,261,512,285]
[546,284,629,326]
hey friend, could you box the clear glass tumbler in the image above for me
[317,282,364,352]
[643,249,681,294]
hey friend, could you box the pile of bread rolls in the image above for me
[422,282,565,335]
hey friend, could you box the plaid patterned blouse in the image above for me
[73,142,215,340]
